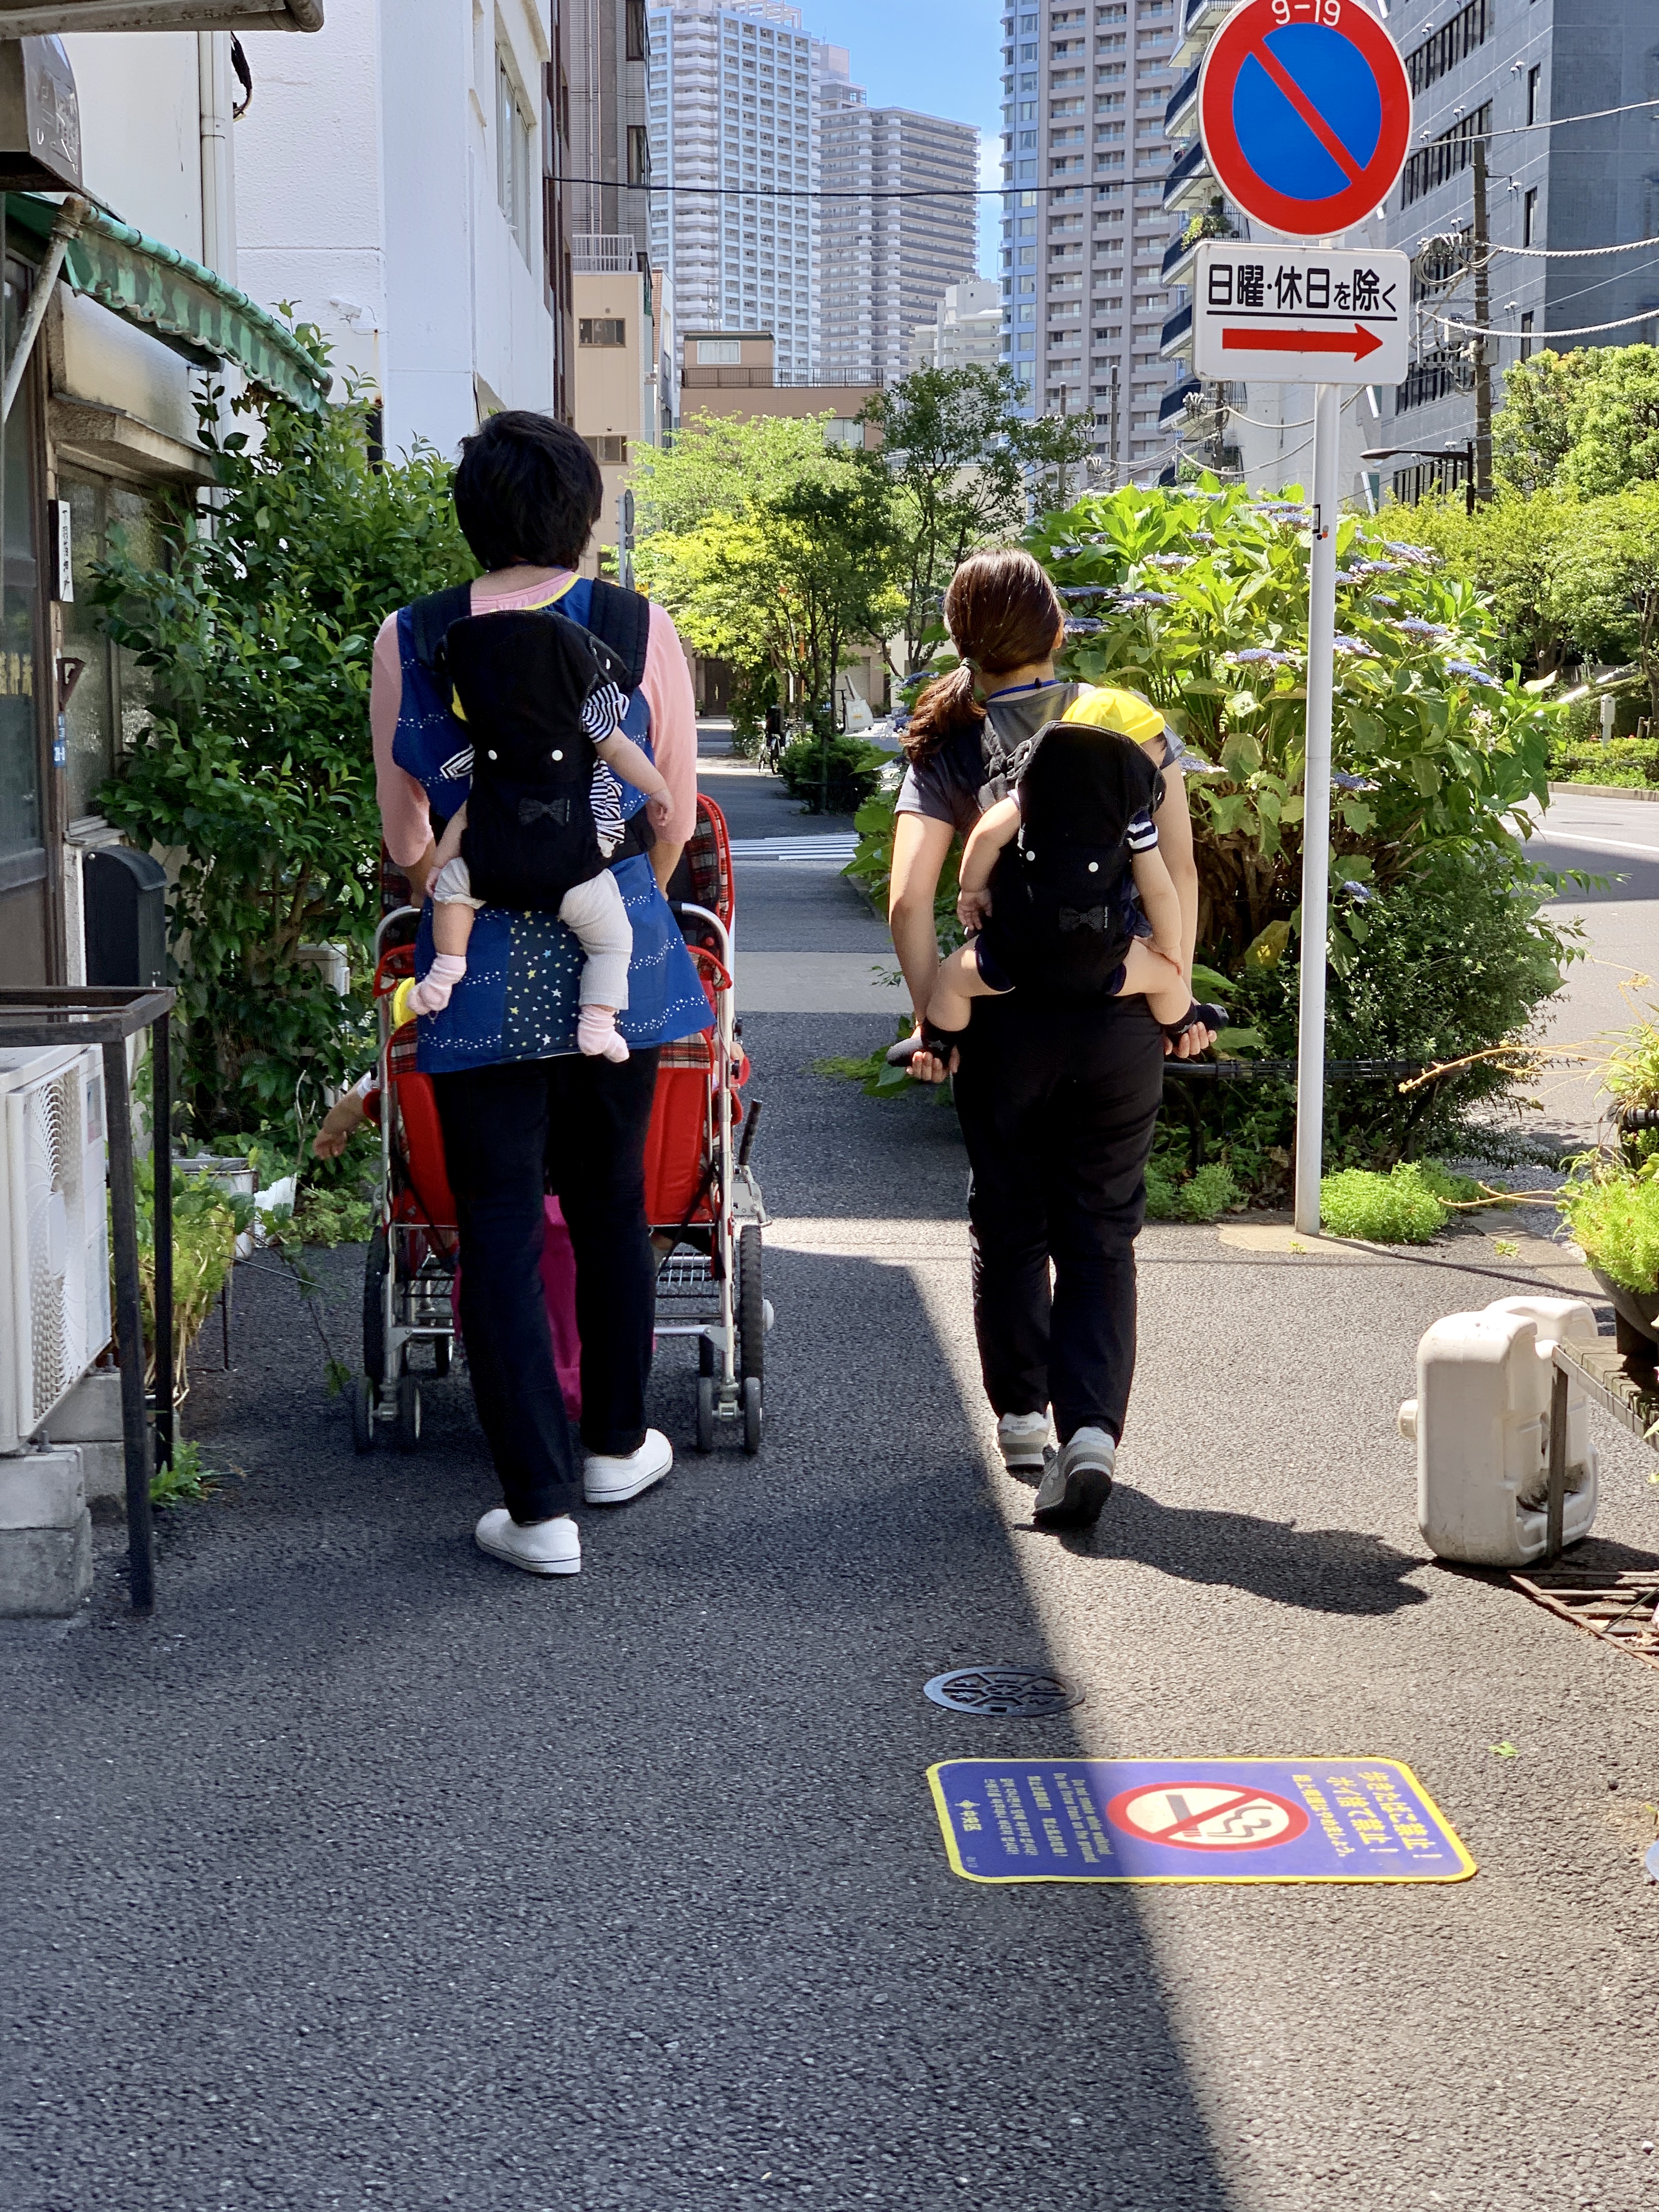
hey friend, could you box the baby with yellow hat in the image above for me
[899,684,1226,1065]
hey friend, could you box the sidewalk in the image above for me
[8,1006,1659,2211]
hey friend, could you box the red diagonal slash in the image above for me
[1222,323,1383,362]
[1141,1788,1264,1842]
[1248,35,1365,187]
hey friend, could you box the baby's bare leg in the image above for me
[926,941,1011,1034]
[1118,938,1188,1027]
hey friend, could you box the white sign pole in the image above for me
[1293,379,1342,1237]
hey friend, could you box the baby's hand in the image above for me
[646,791,673,830]
[957,886,991,931]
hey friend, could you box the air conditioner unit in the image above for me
[0,1046,112,1454]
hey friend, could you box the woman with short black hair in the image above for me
[370,411,708,1579]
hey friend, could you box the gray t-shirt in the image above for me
[895,679,1188,833]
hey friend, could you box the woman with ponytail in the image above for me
[887,546,1214,1533]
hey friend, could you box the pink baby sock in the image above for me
[408,953,467,1015]
[577,1007,630,1062]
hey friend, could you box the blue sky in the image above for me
[803,0,1005,272]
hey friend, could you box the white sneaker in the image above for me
[584,1427,673,1506]
[1034,1427,1116,1530]
[475,1509,582,1576]
[997,1410,1052,1474]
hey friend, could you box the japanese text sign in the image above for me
[1193,242,1409,383]
[929,1757,1475,1884]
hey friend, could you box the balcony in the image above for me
[1173,0,1229,69]
[1158,374,1203,427]
[1160,302,1193,359]
[1161,137,1213,214]
[573,234,638,273]
[1161,229,1199,289]
[1163,60,1200,141]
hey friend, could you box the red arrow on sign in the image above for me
[1221,323,1384,363]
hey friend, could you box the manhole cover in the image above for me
[923,1665,1083,1718]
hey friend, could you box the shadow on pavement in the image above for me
[1085,1487,1431,1615]
[5,1238,1238,2212]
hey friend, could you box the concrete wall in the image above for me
[235,0,387,400]
[238,0,557,462]
[61,31,204,258]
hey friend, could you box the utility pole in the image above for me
[1471,134,1493,504]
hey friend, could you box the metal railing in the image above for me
[572,234,637,273]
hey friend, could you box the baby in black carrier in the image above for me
[904,691,1225,1065]
[406,608,673,1060]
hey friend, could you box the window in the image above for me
[697,337,741,363]
[584,436,630,464]
[1520,309,1535,361]
[496,53,534,262]
[579,317,627,346]
[626,0,648,61]
[1403,0,1491,97]
[627,124,650,186]
[1527,64,1542,126]
[1400,103,1491,207]
[1523,187,1538,246]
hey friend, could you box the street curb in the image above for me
[1548,781,1659,802]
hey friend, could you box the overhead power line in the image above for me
[1479,94,1659,140]
[1483,233,1659,259]
[557,173,1141,201]
[1436,306,1659,340]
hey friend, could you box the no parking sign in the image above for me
[1199,0,1412,238]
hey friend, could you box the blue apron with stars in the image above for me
[390,576,713,1074]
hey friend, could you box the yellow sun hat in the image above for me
[1059,684,1166,747]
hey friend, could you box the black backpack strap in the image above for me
[581,579,652,692]
[406,582,476,677]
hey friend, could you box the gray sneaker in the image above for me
[1033,1427,1116,1530]
[997,1410,1052,1475]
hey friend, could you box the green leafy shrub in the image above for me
[1146,1158,1241,1222]
[135,1165,250,1392]
[777,733,890,815]
[1561,1164,1659,1294]
[1548,735,1659,787]
[94,336,477,1144]
[1319,1162,1449,1244]
[151,1438,220,1509]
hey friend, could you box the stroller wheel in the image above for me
[351,1377,376,1455]
[394,1372,422,1452]
[362,1230,388,1387]
[742,1375,763,1456]
[737,1226,764,1387]
[695,1374,717,1453]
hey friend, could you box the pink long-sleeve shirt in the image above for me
[371,567,699,868]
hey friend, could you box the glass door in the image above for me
[0,257,53,985]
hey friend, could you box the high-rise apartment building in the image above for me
[998,0,1185,478]
[649,3,978,388]
[819,95,979,385]
[912,279,1005,374]
[646,1,823,381]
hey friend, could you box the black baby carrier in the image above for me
[977,718,1161,1001]
[404,580,655,912]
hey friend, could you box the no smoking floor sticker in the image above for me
[928,1759,1475,1884]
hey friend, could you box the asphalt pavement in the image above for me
[6,750,1659,2212]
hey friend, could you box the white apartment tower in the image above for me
[647,1,822,381]
[912,279,1005,374]
[1000,0,1184,478]
[819,89,979,386]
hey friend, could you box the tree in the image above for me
[1386,488,1575,680]
[856,365,1093,678]
[94,343,477,1139]
[1494,345,1659,496]
[1547,484,1659,726]
[633,409,901,725]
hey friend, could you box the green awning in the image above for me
[7,191,330,413]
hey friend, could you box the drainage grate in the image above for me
[924,1665,1084,1718]
[1512,1568,1659,1674]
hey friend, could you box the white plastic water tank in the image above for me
[1399,1295,1600,1566]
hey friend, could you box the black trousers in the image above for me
[432,1049,660,1523]
[953,994,1164,1448]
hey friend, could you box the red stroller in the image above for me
[354,795,769,1454]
